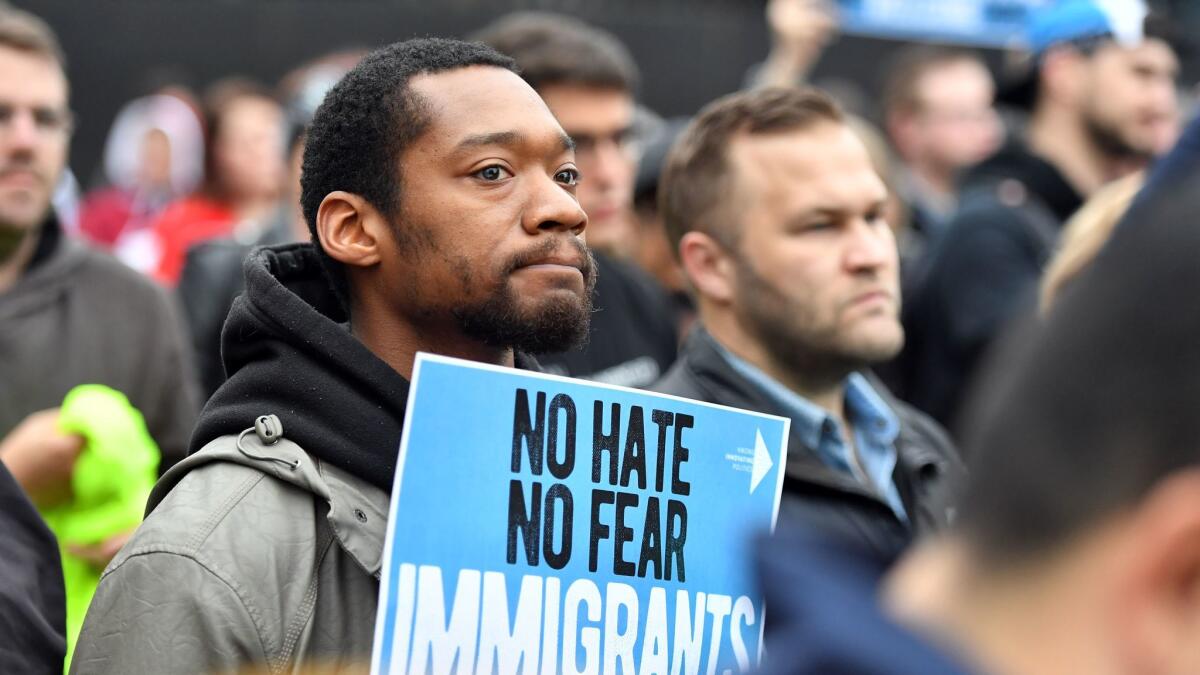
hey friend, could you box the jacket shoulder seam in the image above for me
[103,546,273,664]
[275,522,338,671]
[186,470,267,552]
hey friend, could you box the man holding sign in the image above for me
[656,87,964,563]
[74,38,598,673]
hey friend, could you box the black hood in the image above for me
[960,141,1084,223]
[190,243,411,490]
[191,242,540,491]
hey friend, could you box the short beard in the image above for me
[454,239,597,355]
[1084,111,1153,163]
[733,254,900,388]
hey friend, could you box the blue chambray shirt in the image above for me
[717,346,908,522]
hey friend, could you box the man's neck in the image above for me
[706,312,848,425]
[1028,104,1136,198]
[350,309,514,382]
[0,226,38,295]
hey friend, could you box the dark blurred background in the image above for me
[20,0,1199,187]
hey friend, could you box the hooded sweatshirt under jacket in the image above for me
[72,243,536,674]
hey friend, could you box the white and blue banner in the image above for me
[371,353,790,674]
[837,0,1053,47]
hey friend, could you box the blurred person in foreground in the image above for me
[882,46,1002,247]
[0,458,66,672]
[178,54,360,400]
[654,86,963,563]
[475,13,679,388]
[757,112,1200,675]
[148,79,285,285]
[0,5,197,658]
[73,37,595,673]
[903,0,1180,428]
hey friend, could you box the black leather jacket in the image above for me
[654,326,965,563]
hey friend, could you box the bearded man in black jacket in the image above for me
[655,86,963,564]
[73,38,596,674]
[900,5,1180,427]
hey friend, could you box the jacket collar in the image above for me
[318,459,389,578]
[677,326,949,500]
[157,433,392,578]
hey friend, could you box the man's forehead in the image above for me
[731,124,860,180]
[0,46,68,102]
[730,125,886,204]
[410,65,563,141]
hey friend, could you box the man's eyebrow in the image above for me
[455,130,522,151]
[453,130,577,154]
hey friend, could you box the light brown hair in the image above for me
[0,7,65,69]
[1040,172,1144,312]
[659,86,843,254]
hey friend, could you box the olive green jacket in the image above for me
[70,432,389,674]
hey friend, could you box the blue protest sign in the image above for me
[371,353,790,674]
[836,0,1052,48]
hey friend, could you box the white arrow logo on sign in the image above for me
[749,429,773,494]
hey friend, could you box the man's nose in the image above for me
[843,218,894,272]
[4,110,41,150]
[522,173,587,236]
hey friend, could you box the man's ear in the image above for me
[315,191,387,269]
[678,230,737,305]
[1111,469,1200,675]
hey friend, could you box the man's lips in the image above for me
[847,289,894,308]
[0,169,42,189]
[516,254,586,274]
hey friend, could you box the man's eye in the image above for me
[555,168,580,186]
[475,165,511,181]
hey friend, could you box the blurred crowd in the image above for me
[2,0,1200,673]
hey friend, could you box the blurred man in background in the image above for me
[904,0,1180,428]
[882,46,1002,245]
[0,7,196,484]
[655,86,963,562]
[476,12,679,388]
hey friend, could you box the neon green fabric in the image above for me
[41,384,160,671]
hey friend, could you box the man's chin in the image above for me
[846,334,904,366]
[456,293,592,355]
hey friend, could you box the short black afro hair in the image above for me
[300,37,517,305]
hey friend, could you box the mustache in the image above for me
[503,236,596,281]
